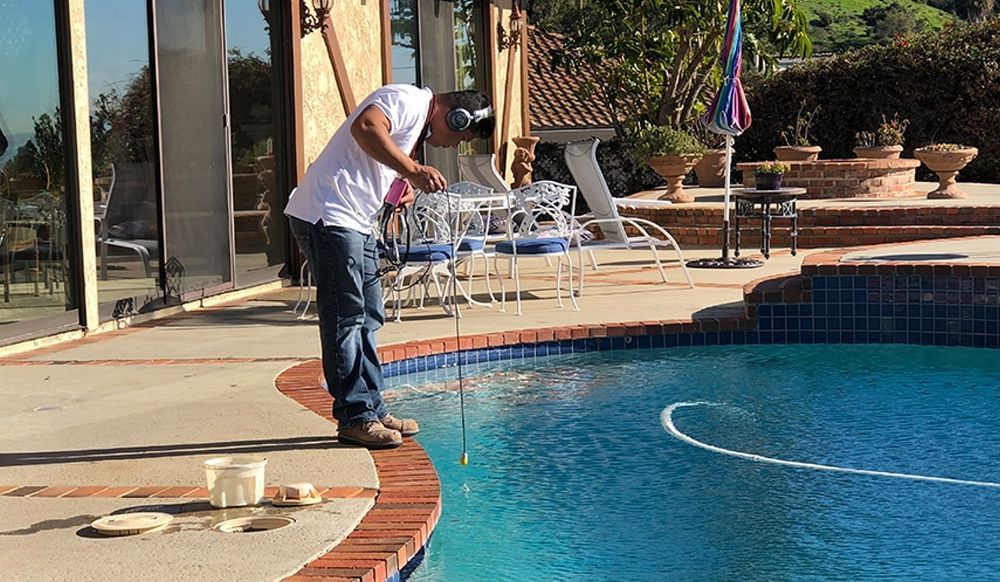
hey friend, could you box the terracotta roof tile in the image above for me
[528,28,615,131]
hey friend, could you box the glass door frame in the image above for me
[149,0,235,304]
[0,0,85,346]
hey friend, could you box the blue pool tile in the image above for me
[691,334,706,346]
[651,335,665,349]
[636,335,651,350]
[665,334,678,348]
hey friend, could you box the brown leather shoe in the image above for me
[379,414,420,437]
[337,421,402,449]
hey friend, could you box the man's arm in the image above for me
[351,105,447,193]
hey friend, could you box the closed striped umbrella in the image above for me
[690,0,759,268]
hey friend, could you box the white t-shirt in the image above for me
[284,84,433,233]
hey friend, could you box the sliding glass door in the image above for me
[154,0,234,299]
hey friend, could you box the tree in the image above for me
[552,0,811,134]
[966,0,997,21]
[862,2,926,42]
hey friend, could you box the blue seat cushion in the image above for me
[385,243,453,263]
[495,237,568,255]
[458,238,485,252]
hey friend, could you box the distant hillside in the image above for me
[798,0,960,53]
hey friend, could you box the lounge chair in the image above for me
[458,153,510,193]
[95,163,158,281]
[564,138,694,293]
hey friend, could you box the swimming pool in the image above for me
[389,344,1000,581]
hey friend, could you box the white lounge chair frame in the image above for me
[564,138,694,294]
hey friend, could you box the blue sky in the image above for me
[0,1,269,144]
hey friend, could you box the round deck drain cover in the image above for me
[91,512,173,536]
[214,516,294,533]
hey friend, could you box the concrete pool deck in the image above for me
[2,222,999,579]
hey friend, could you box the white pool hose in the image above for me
[662,401,1000,489]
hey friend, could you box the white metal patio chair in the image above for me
[446,181,507,304]
[384,190,462,322]
[564,138,694,294]
[493,180,580,316]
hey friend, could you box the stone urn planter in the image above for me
[853,145,903,160]
[694,148,727,188]
[914,146,979,199]
[510,135,540,188]
[774,145,821,162]
[648,154,702,203]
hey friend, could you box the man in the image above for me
[285,85,495,449]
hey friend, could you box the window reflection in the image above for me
[85,0,161,312]
[391,0,420,85]
[227,2,285,284]
[0,1,76,331]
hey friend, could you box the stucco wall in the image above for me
[300,1,384,165]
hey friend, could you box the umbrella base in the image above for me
[687,256,764,269]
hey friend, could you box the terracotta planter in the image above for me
[647,154,702,203]
[510,136,540,188]
[774,145,821,162]
[694,148,727,188]
[853,145,903,160]
[914,147,979,199]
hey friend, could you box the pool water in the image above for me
[388,344,1000,581]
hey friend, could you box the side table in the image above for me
[733,187,805,260]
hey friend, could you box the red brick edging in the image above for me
[277,361,441,582]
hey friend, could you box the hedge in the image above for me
[740,18,1000,183]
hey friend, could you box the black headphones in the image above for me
[445,105,493,133]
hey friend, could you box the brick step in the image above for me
[619,205,1000,228]
[665,225,1000,248]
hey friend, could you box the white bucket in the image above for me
[203,456,267,508]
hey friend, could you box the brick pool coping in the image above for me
[285,236,1000,581]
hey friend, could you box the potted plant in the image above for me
[854,114,908,159]
[691,125,727,188]
[754,161,790,190]
[775,104,821,162]
[632,124,706,203]
[913,143,979,199]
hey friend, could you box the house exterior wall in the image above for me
[300,2,385,165]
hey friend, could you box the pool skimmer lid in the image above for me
[91,512,173,536]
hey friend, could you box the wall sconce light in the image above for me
[257,0,271,33]
[300,0,332,37]
[258,0,331,37]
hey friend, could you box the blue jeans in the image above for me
[309,223,388,428]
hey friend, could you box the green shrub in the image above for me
[756,161,790,174]
[741,18,1000,182]
[630,124,706,161]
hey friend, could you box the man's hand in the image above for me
[400,181,416,208]
[405,164,448,193]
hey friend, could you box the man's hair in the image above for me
[441,90,495,140]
